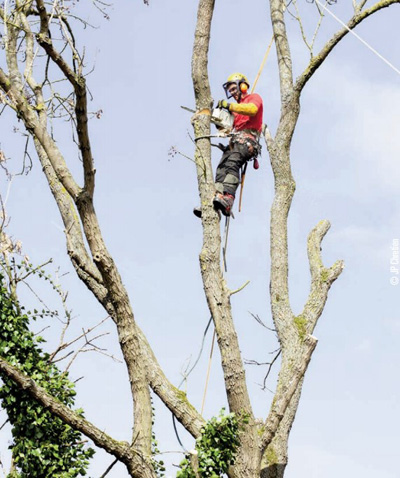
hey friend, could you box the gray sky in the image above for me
[1,1,399,477]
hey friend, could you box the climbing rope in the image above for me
[200,329,216,415]
[251,33,275,94]
[235,34,274,216]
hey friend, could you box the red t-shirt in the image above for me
[233,93,263,132]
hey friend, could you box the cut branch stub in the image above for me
[300,219,345,333]
[307,219,345,287]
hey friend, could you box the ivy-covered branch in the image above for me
[0,355,139,466]
[0,278,96,476]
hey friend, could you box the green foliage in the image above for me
[177,409,245,478]
[151,399,166,477]
[0,275,95,477]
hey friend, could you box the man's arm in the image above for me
[229,102,258,116]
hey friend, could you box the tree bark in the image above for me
[1,0,398,476]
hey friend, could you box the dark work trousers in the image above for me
[215,140,255,197]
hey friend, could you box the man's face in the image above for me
[227,83,240,101]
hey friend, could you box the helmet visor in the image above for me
[223,81,239,99]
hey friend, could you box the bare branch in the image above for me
[229,279,250,296]
[0,418,9,431]
[35,0,95,196]
[309,0,327,55]
[261,335,318,449]
[357,0,370,12]
[49,315,111,362]
[287,0,313,53]
[99,458,119,478]
[295,0,400,93]
[249,313,276,333]
[262,349,282,391]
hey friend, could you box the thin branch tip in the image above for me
[229,280,250,296]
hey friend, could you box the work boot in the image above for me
[213,192,234,217]
[193,206,222,219]
[193,207,202,218]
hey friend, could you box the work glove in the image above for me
[217,99,231,111]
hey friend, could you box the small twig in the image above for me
[291,0,312,52]
[65,344,121,372]
[245,359,273,366]
[229,280,250,296]
[49,316,111,362]
[153,450,186,455]
[168,146,196,165]
[99,457,118,478]
[357,0,369,11]
[262,349,282,390]
[0,419,9,431]
[21,134,33,175]
[22,281,54,316]
[17,258,53,282]
[187,131,208,178]
[51,349,74,364]
[33,325,51,336]
[309,0,328,54]
[249,312,276,332]
[244,347,281,365]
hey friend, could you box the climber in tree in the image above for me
[195,72,263,217]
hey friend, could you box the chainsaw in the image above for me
[181,106,234,134]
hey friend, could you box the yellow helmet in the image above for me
[223,73,250,98]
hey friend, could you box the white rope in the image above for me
[315,0,400,77]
